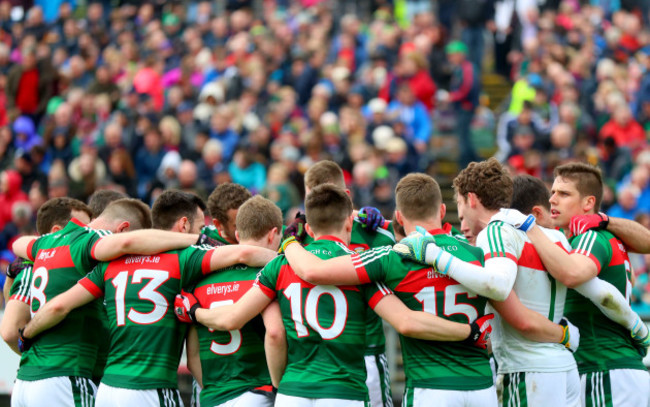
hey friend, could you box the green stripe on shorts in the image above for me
[585,371,613,407]
[503,372,527,407]
[69,376,94,407]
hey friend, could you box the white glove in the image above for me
[490,208,536,232]
[559,317,580,352]
[393,226,455,275]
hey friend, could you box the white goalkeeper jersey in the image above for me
[479,221,577,374]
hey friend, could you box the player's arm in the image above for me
[526,226,598,287]
[11,236,37,260]
[489,292,564,342]
[373,294,472,341]
[92,230,200,261]
[261,301,286,388]
[21,284,96,338]
[283,241,363,285]
[195,286,273,331]
[0,300,31,354]
[209,245,277,270]
[185,326,203,387]
[3,277,12,302]
[605,217,650,253]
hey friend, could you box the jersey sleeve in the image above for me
[179,245,215,287]
[79,264,106,299]
[9,266,33,304]
[79,228,113,272]
[350,246,392,284]
[362,282,393,309]
[27,238,39,261]
[255,257,282,299]
[477,222,519,264]
[570,230,610,273]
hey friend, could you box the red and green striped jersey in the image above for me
[200,225,232,246]
[352,229,493,391]
[255,236,388,401]
[80,244,215,389]
[190,264,271,406]
[565,229,645,373]
[18,219,109,381]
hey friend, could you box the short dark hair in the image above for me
[236,196,283,241]
[207,183,251,226]
[554,162,604,211]
[305,184,352,235]
[152,190,206,231]
[304,160,346,190]
[453,158,513,210]
[102,198,153,230]
[395,173,442,222]
[511,175,550,215]
[36,197,92,235]
[87,189,127,218]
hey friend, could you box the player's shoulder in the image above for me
[538,226,568,242]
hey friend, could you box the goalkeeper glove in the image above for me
[569,212,609,236]
[357,207,385,232]
[393,226,455,275]
[17,328,33,353]
[6,258,33,279]
[559,317,580,352]
[284,212,307,243]
[462,314,494,349]
[174,291,201,324]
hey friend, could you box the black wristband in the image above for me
[461,321,480,345]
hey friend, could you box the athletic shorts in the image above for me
[365,353,393,407]
[499,370,580,407]
[213,390,274,407]
[580,369,650,407]
[274,394,369,407]
[402,385,498,407]
[12,376,96,407]
[191,379,201,407]
[95,383,183,407]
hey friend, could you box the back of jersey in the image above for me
[192,265,270,406]
[487,225,574,374]
[357,233,492,390]
[564,230,644,373]
[81,245,212,389]
[19,220,106,381]
[256,238,385,402]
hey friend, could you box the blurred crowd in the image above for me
[0,0,650,310]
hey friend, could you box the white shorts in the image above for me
[12,376,96,407]
[95,383,183,407]
[580,369,650,407]
[274,394,368,407]
[214,390,274,407]
[365,353,393,407]
[499,370,580,407]
[402,386,498,407]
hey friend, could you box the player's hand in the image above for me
[6,257,32,279]
[17,328,32,353]
[462,314,494,349]
[490,208,536,232]
[284,212,307,243]
[393,226,454,274]
[196,233,224,247]
[278,236,299,255]
[357,207,385,232]
[569,212,609,236]
[559,317,580,352]
[174,291,200,324]
[631,318,650,357]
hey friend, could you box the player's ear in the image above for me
[235,229,240,242]
[116,221,130,233]
[50,225,63,233]
[439,203,446,221]
[395,210,404,225]
[467,192,478,208]
[582,195,596,214]
[305,223,315,238]
[267,227,278,243]
[212,218,221,229]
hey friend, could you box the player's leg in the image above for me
[365,353,393,407]
[403,386,497,407]
[216,390,274,407]
[12,376,94,407]
[96,384,183,407]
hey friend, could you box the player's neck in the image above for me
[238,238,274,251]
[402,219,442,235]
[313,230,350,246]
[478,209,498,232]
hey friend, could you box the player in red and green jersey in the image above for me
[201,183,252,245]
[283,174,497,406]
[182,196,285,407]
[494,163,650,406]
[177,184,488,407]
[0,198,93,356]
[10,198,203,407]
[19,191,278,407]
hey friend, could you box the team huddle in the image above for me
[0,158,649,407]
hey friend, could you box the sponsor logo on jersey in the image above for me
[124,255,161,265]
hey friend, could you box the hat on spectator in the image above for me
[13,116,35,137]
[372,126,395,149]
[368,98,387,114]
[445,41,468,55]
